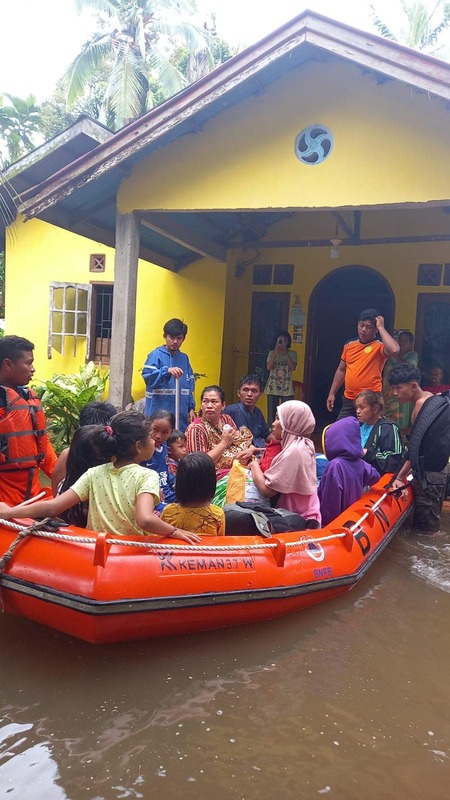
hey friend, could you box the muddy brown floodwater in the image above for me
[1,505,450,800]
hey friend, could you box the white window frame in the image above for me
[48,282,92,359]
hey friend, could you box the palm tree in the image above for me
[66,0,215,129]
[369,0,450,54]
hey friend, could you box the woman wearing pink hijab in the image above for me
[249,400,321,524]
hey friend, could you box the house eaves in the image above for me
[4,116,113,185]
[0,115,114,248]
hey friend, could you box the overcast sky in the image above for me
[0,0,439,100]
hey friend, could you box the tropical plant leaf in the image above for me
[74,0,118,16]
[66,35,113,105]
[147,47,186,99]
[67,0,217,129]
[106,51,146,124]
[368,5,398,40]
[371,0,450,52]
[33,362,109,451]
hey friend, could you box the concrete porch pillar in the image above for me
[109,211,140,409]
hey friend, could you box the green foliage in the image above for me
[0,94,42,165]
[33,362,109,452]
[1,5,234,142]
[173,34,234,81]
[369,1,450,55]
[40,77,110,139]
[66,0,216,128]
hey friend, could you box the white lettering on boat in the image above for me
[158,552,255,573]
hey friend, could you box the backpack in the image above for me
[408,391,450,481]
[224,502,312,537]
[364,418,406,475]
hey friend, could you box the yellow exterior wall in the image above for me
[5,217,226,406]
[222,240,450,402]
[6,55,450,413]
[7,216,448,413]
[119,60,450,212]
[5,216,111,377]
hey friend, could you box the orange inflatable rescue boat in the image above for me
[0,477,412,643]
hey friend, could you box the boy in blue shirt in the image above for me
[225,374,271,449]
[142,318,195,433]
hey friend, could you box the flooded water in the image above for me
[1,506,450,800]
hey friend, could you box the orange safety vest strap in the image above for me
[0,386,49,471]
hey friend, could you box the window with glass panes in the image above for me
[48,283,91,358]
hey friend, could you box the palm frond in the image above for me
[67,0,216,125]
[400,0,414,25]
[147,47,187,98]
[423,20,450,47]
[133,7,147,59]
[105,52,146,125]
[370,0,450,51]
[65,35,113,105]
[145,84,155,111]
[368,4,398,40]
[0,159,20,230]
[74,0,119,16]
[154,15,214,53]
[184,48,215,82]
[422,0,450,46]
[407,4,429,46]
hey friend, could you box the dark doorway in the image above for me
[305,266,395,427]
[415,293,450,380]
[248,292,290,385]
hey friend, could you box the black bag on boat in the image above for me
[408,391,450,481]
[224,501,309,537]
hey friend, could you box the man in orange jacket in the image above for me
[0,335,56,505]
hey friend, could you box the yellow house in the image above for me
[3,11,450,424]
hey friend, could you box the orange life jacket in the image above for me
[0,386,48,471]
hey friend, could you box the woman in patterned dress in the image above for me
[185,385,254,478]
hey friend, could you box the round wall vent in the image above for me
[295,124,333,165]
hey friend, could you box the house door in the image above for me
[248,292,290,384]
[305,266,395,426]
[415,293,450,379]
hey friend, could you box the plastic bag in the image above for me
[244,472,264,502]
[225,459,247,504]
[213,475,229,508]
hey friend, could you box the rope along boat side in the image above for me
[0,477,413,643]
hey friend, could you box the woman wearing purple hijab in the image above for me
[318,417,379,526]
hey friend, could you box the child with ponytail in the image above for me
[0,412,201,544]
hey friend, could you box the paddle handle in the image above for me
[175,377,180,430]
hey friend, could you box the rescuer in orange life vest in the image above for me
[0,335,57,505]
